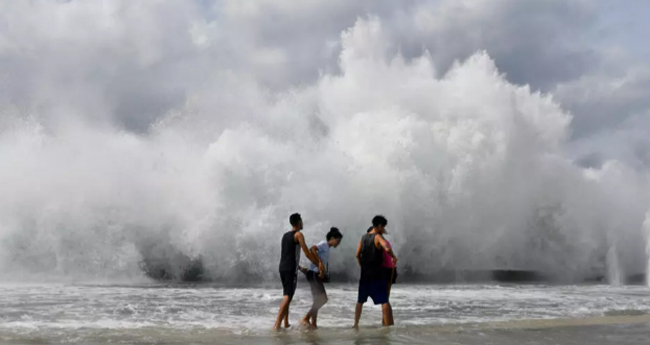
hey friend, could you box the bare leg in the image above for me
[302,293,327,328]
[382,303,394,326]
[353,303,363,329]
[383,270,394,326]
[301,312,316,329]
[310,311,319,328]
[284,303,291,328]
[300,305,311,327]
[273,296,291,330]
[383,284,392,326]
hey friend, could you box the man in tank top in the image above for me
[273,213,324,330]
[367,226,397,291]
[353,215,398,328]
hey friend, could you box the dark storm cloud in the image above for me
[558,70,650,139]
[204,0,599,92]
[383,0,598,91]
[0,0,603,124]
[0,0,205,131]
[0,0,648,168]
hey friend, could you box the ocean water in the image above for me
[1,283,650,344]
[2,4,650,345]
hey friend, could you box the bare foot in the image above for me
[301,320,315,330]
[283,323,291,329]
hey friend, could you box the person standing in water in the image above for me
[299,227,344,329]
[367,227,397,289]
[367,226,397,325]
[354,215,398,328]
[274,213,324,330]
[382,232,397,297]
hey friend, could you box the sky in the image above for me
[0,0,648,171]
[1,0,650,279]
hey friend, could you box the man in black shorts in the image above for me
[273,213,323,330]
[353,215,397,328]
[299,227,343,328]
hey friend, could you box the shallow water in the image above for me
[1,283,649,344]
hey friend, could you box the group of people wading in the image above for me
[274,213,398,330]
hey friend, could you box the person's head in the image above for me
[289,213,303,230]
[372,215,388,234]
[326,227,343,247]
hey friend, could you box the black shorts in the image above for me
[305,270,326,297]
[280,270,297,298]
[357,278,388,305]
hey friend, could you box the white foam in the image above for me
[0,16,648,283]
[4,284,649,334]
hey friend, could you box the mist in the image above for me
[0,1,649,283]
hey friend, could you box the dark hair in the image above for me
[289,213,302,226]
[366,226,374,233]
[326,227,343,241]
[372,215,387,228]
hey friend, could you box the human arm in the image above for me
[310,244,326,277]
[309,245,321,266]
[375,235,398,264]
[355,239,362,266]
[295,232,321,267]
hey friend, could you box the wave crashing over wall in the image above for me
[0,18,648,283]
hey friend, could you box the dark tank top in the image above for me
[279,230,300,273]
[359,233,384,282]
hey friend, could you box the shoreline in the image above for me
[2,313,650,344]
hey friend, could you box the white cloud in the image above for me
[0,0,649,281]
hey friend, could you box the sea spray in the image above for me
[606,244,623,285]
[645,212,650,287]
[0,17,648,282]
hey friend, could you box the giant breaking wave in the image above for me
[0,17,649,283]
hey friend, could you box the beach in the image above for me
[1,283,649,344]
